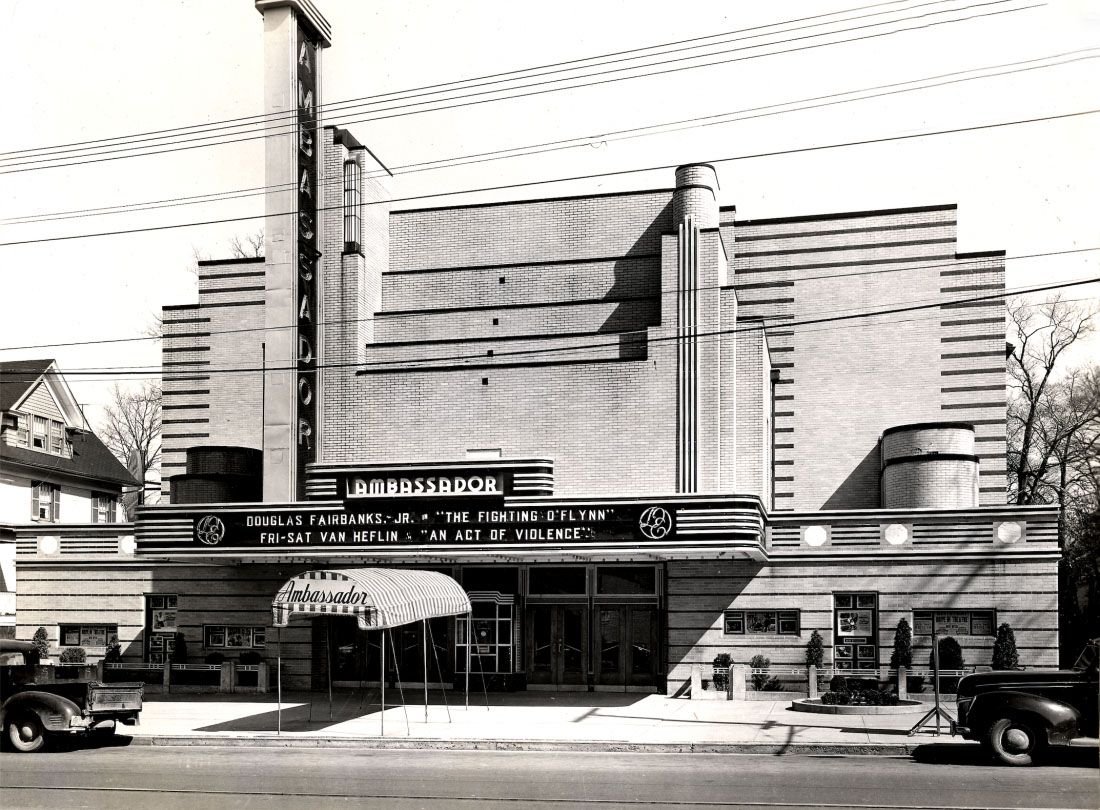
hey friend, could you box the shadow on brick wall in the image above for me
[821,443,881,510]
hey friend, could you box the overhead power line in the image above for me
[0,0,1039,174]
[2,276,1093,381]
[0,0,920,160]
[2,246,1095,353]
[4,48,1094,227]
[1,106,1095,249]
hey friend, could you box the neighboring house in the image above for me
[0,359,138,641]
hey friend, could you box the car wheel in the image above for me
[988,716,1045,766]
[7,713,47,753]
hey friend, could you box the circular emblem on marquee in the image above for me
[638,506,673,540]
[196,515,226,546]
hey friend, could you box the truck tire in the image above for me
[988,716,1045,766]
[6,713,47,753]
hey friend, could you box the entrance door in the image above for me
[527,605,588,688]
[596,607,659,689]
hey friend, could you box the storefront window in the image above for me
[912,609,995,637]
[145,594,178,663]
[456,597,514,675]
[723,610,800,635]
[204,625,266,649]
[59,624,118,648]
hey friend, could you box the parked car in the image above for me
[1,639,143,752]
[953,638,1099,765]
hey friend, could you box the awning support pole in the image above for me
[465,612,470,710]
[380,630,385,737]
[326,618,333,722]
[387,628,410,736]
[276,627,282,736]
[427,620,451,723]
[422,618,428,724]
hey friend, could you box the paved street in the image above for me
[1,743,1096,809]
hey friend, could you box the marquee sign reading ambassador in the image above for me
[187,502,676,549]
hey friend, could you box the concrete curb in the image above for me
[125,734,948,755]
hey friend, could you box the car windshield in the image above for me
[1072,642,1098,671]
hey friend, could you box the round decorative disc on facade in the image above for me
[37,536,60,556]
[119,536,137,556]
[803,526,828,547]
[196,515,226,546]
[884,523,909,545]
[638,506,673,540]
[996,521,1023,544]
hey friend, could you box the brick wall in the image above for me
[161,259,265,498]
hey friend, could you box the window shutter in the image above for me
[91,494,99,523]
[31,481,40,518]
[52,485,60,522]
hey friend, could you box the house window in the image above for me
[723,609,801,635]
[31,481,60,522]
[204,626,266,649]
[343,159,361,253]
[12,412,29,446]
[91,493,117,523]
[912,609,995,637]
[59,624,118,648]
[50,420,65,454]
[32,416,48,449]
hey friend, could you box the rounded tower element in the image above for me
[673,164,720,228]
[881,422,979,508]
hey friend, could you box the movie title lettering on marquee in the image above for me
[345,473,504,498]
[296,23,320,497]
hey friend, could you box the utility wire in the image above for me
[2,246,1094,352]
[4,48,1093,227]
[3,276,1091,381]
[1,106,1095,249]
[0,0,920,160]
[0,0,1039,174]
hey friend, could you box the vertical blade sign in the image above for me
[296,25,320,496]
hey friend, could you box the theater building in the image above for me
[14,0,1059,692]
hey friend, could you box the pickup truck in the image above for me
[953,638,1099,765]
[1,639,143,752]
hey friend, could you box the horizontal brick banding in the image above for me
[941,384,1003,393]
[163,403,211,410]
[737,237,954,259]
[941,350,1004,359]
[733,253,955,275]
[733,220,957,242]
[197,285,265,294]
[163,389,210,396]
[393,186,674,216]
[940,299,1003,309]
[379,293,653,317]
[940,317,1003,326]
[941,401,1005,409]
[356,356,639,375]
[163,332,211,340]
[369,328,638,349]
[385,252,659,276]
[163,345,211,353]
[162,432,211,439]
[941,334,1003,342]
[196,256,264,266]
[732,203,956,226]
[941,367,1003,376]
[197,271,265,281]
[941,283,1003,293]
[162,418,210,425]
[731,280,795,291]
[162,317,210,325]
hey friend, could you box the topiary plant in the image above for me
[104,641,123,663]
[889,619,913,668]
[931,636,965,692]
[712,652,732,690]
[805,630,824,667]
[59,646,87,664]
[991,623,1019,670]
[170,632,188,664]
[32,626,50,658]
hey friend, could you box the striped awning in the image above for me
[272,569,471,630]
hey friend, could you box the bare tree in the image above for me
[228,229,264,258]
[1007,296,1097,505]
[100,382,162,519]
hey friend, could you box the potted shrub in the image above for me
[32,626,50,661]
[712,652,732,691]
[991,623,1019,670]
[59,646,87,664]
[931,636,965,692]
[749,654,782,691]
[889,618,920,693]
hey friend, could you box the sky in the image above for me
[1,0,1098,428]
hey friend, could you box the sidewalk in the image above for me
[121,690,967,754]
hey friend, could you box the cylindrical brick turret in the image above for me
[881,422,978,508]
[170,446,263,504]
[673,164,719,228]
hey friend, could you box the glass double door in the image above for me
[526,604,659,689]
[527,605,588,688]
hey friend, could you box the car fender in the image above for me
[969,691,1081,744]
[1,690,83,732]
